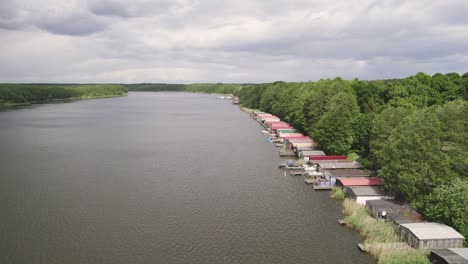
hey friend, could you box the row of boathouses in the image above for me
[246,108,466,262]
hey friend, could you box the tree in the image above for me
[368,107,413,170]
[378,109,455,206]
[423,178,468,246]
[313,92,359,154]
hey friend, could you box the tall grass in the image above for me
[331,187,345,201]
[340,199,430,264]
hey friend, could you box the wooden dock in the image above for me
[305,178,315,184]
[289,170,305,176]
[357,242,408,252]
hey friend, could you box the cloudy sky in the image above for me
[1,0,467,83]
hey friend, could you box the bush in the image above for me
[331,187,345,201]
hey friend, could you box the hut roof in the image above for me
[431,248,468,264]
[318,161,364,169]
[326,169,371,177]
[366,200,424,224]
[287,138,312,143]
[401,223,465,240]
[300,150,326,156]
[337,177,383,186]
[311,155,347,161]
[346,185,388,196]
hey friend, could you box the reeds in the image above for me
[340,199,430,264]
[330,187,345,201]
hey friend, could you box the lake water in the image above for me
[0,92,374,263]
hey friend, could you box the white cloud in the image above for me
[0,0,467,83]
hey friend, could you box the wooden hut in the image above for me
[336,177,384,187]
[430,248,468,264]
[298,150,326,157]
[311,155,347,161]
[316,161,364,170]
[325,169,371,178]
[400,223,464,249]
[344,185,394,205]
[366,199,424,226]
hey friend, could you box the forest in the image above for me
[125,83,244,94]
[233,72,467,244]
[0,84,128,107]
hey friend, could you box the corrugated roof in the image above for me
[346,186,389,196]
[337,177,383,186]
[401,223,465,240]
[287,138,313,143]
[319,161,364,169]
[326,169,371,177]
[449,248,468,260]
[312,155,347,161]
[431,248,468,263]
[300,150,326,156]
[366,200,424,224]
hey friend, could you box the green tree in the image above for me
[423,178,468,246]
[378,109,455,206]
[313,92,359,154]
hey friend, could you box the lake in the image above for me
[0,92,374,263]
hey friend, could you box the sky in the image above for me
[0,0,467,83]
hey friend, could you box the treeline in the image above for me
[125,83,186,92]
[125,83,244,94]
[185,83,244,94]
[0,84,127,106]
[237,72,468,243]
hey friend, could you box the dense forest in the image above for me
[0,84,128,107]
[231,72,467,244]
[125,83,244,94]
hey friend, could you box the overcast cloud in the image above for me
[0,0,467,83]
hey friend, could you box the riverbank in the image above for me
[333,194,430,264]
[0,84,128,108]
[241,105,462,264]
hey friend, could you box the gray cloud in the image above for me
[35,12,106,36]
[0,0,467,83]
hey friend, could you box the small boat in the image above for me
[279,160,297,168]
[260,131,269,134]
[275,143,284,147]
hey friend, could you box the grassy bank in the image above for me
[0,84,127,108]
[339,198,430,264]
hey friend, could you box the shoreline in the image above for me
[0,93,127,109]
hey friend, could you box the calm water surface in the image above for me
[0,92,375,264]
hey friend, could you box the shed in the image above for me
[317,161,364,170]
[400,223,465,249]
[275,129,298,136]
[430,248,468,264]
[366,199,424,226]
[336,177,383,187]
[325,169,371,178]
[311,155,347,161]
[278,133,304,138]
[299,150,325,156]
[296,146,315,152]
[344,186,394,205]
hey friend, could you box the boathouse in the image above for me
[316,161,364,170]
[430,248,468,264]
[324,169,371,178]
[310,155,347,161]
[344,185,394,205]
[336,177,384,187]
[298,150,325,157]
[366,199,424,226]
[399,223,465,249]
